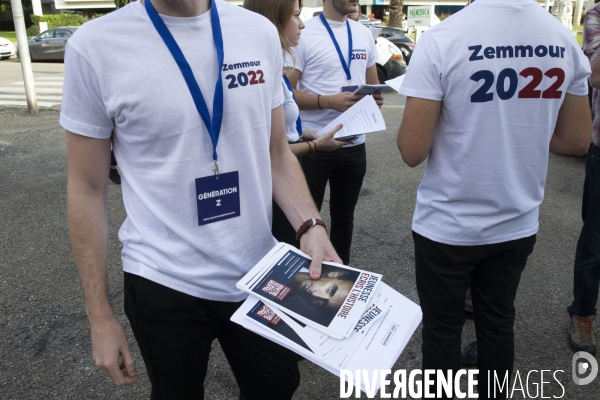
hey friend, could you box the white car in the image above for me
[0,37,16,60]
[375,36,407,84]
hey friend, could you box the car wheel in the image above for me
[1,56,10,60]
[376,65,386,84]
[399,47,411,64]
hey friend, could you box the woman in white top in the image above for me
[244,0,349,245]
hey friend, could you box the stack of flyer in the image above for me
[231,243,422,394]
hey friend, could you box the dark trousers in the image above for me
[568,143,600,318]
[124,273,300,400]
[413,232,536,399]
[272,200,300,248]
[301,143,367,264]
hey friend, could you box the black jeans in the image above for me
[301,143,367,264]
[272,200,300,248]
[568,143,600,318]
[124,273,300,400]
[413,232,536,400]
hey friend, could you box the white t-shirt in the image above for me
[293,17,378,147]
[400,0,590,246]
[60,0,284,301]
[282,79,301,143]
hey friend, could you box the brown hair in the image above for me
[243,0,302,70]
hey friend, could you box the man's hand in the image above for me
[299,225,342,280]
[90,316,138,386]
[323,92,362,112]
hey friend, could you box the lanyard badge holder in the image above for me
[319,13,353,86]
[146,0,240,226]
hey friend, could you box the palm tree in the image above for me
[388,0,403,28]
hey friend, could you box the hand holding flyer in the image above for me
[236,243,383,338]
[315,95,387,140]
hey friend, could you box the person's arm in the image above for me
[65,130,138,386]
[288,124,349,156]
[288,69,362,112]
[549,94,591,156]
[270,106,342,277]
[397,97,442,167]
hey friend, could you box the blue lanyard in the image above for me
[319,13,352,82]
[145,0,224,174]
[282,75,302,138]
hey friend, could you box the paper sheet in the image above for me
[385,75,406,94]
[231,282,422,395]
[316,95,386,140]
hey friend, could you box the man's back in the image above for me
[400,0,590,245]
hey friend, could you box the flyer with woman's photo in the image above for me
[236,243,383,338]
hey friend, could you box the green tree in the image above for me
[1,0,32,14]
[1,0,34,27]
[114,0,134,8]
[388,0,404,28]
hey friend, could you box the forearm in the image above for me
[65,131,114,322]
[289,141,311,157]
[294,89,327,110]
[68,184,113,321]
[271,148,321,230]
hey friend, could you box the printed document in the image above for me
[316,95,386,140]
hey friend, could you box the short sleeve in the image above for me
[59,43,114,138]
[398,32,444,101]
[268,27,284,109]
[568,45,592,96]
[367,31,378,68]
[291,39,306,73]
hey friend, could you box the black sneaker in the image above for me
[568,315,596,355]
[109,167,121,184]
[461,340,477,367]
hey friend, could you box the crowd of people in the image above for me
[59,0,599,399]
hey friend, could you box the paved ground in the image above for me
[1,91,599,399]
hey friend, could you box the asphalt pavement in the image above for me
[1,91,599,399]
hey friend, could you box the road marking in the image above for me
[0,94,63,101]
[0,74,64,109]
[12,81,64,86]
[32,77,64,80]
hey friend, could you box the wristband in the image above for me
[296,218,327,241]
[317,95,323,110]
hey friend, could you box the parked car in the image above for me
[375,36,407,84]
[16,27,78,62]
[0,37,16,60]
[357,14,382,26]
[378,26,415,64]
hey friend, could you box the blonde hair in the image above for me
[243,0,302,72]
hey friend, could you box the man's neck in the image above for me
[322,2,347,22]
[145,0,210,17]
